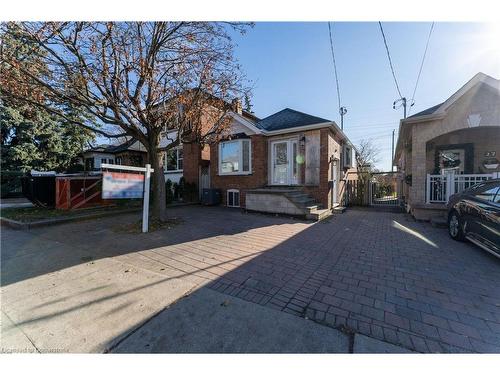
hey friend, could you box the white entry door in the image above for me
[331,159,339,205]
[271,140,298,185]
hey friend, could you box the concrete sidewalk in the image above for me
[0,226,198,353]
[111,288,350,353]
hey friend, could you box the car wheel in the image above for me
[448,210,465,241]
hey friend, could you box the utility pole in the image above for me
[339,106,347,131]
[393,97,408,119]
[391,129,395,172]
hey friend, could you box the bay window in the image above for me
[219,139,251,175]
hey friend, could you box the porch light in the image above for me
[299,136,306,148]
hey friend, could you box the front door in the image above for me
[331,159,339,205]
[271,140,298,185]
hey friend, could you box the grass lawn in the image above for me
[1,200,142,223]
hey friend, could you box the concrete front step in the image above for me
[247,187,329,220]
[293,199,317,207]
[332,206,346,214]
[306,209,332,221]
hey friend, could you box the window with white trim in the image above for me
[344,145,352,168]
[165,147,183,172]
[227,189,240,207]
[219,139,251,175]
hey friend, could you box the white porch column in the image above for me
[445,171,455,202]
[426,174,430,204]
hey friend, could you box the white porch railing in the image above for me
[426,172,500,204]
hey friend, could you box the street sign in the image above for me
[101,163,154,233]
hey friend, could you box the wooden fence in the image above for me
[342,179,370,207]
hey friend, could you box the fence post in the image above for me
[426,174,430,204]
[445,171,454,203]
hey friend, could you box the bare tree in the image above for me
[355,139,381,203]
[356,139,380,173]
[0,22,250,221]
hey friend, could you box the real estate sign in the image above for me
[102,171,144,199]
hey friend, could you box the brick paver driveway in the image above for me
[3,206,499,352]
[203,208,500,353]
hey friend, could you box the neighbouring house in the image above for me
[209,107,358,220]
[80,139,148,171]
[394,72,500,221]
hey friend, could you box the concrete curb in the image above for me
[0,201,199,230]
[0,207,142,230]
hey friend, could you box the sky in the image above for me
[229,22,500,171]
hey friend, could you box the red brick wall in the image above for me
[210,135,268,207]
[182,143,201,186]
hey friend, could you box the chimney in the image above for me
[232,98,242,115]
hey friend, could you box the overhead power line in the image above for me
[327,22,347,130]
[408,22,435,115]
[378,21,403,100]
[328,22,341,110]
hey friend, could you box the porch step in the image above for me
[246,187,328,221]
[284,192,317,207]
[332,206,346,214]
[306,208,332,221]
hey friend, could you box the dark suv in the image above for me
[447,179,500,258]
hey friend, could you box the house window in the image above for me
[227,189,240,207]
[165,147,183,172]
[101,158,107,166]
[219,139,251,175]
[108,159,114,165]
[439,149,464,174]
[85,158,94,171]
[115,157,122,165]
[344,146,352,168]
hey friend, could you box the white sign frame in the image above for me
[101,163,154,233]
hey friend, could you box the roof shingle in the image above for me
[256,108,331,131]
[407,102,443,119]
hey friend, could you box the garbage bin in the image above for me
[201,188,221,206]
[22,173,56,208]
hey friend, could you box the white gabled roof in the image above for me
[403,72,500,124]
[435,72,500,114]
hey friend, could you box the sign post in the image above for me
[142,164,152,233]
[101,163,154,233]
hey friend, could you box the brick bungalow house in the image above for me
[394,72,500,220]
[209,107,358,220]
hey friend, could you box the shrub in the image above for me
[178,177,186,201]
[173,182,179,201]
[165,179,173,204]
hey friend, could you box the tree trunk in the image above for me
[147,137,167,222]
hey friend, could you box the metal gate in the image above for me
[369,172,401,207]
[199,165,210,199]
